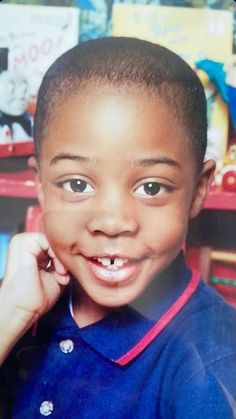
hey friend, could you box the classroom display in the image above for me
[112,4,233,163]
[0,4,79,150]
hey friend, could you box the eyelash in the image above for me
[134,182,171,197]
[57,178,172,198]
[58,179,94,194]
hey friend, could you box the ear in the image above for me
[27,156,45,208]
[189,159,216,219]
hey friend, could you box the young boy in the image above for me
[0,37,236,418]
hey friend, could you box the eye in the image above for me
[61,179,94,194]
[134,181,169,197]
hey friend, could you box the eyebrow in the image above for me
[50,153,180,169]
[50,153,93,166]
[133,157,180,168]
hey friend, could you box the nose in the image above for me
[86,195,139,237]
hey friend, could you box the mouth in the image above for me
[83,255,144,285]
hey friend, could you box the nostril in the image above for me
[86,212,139,237]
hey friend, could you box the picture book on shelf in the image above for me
[112,4,233,165]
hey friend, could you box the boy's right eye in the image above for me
[60,179,94,194]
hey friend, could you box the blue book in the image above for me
[0,232,11,279]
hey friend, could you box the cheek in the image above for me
[42,209,79,250]
[142,207,188,251]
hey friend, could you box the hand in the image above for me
[1,233,70,336]
[2,232,70,320]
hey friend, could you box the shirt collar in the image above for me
[40,252,200,366]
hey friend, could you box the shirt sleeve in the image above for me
[167,358,236,419]
[158,319,236,419]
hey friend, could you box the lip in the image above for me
[83,255,144,285]
[86,253,138,261]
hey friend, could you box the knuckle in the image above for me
[9,234,22,246]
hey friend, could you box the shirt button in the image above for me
[59,339,74,353]
[39,401,54,416]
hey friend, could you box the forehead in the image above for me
[41,85,192,168]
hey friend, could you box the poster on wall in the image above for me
[0,4,79,154]
[112,4,233,164]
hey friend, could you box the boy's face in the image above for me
[36,86,214,312]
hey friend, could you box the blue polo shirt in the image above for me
[1,253,236,418]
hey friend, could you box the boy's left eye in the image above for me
[61,179,94,194]
[134,182,169,197]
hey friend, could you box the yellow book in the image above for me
[112,5,233,162]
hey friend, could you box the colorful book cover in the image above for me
[0,4,79,97]
[112,4,233,162]
[0,4,79,148]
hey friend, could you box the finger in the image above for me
[5,233,50,282]
[52,271,71,286]
[47,247,68,275]
[52,257,68,275]
[39,271,67,311]
[40,270,70,297]
[8,233,50,262]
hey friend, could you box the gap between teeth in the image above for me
[96,257,129,267]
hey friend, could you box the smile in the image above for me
[84,256,143,284]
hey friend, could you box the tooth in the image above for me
[95,257,129,268]
[114,258,128,266]
[114,258,124,267]
[109,264,119,270]
[97,257,111,266]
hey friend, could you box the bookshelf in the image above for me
[0,142,34,159]
[0,154,37,277]
[0,170,36,199]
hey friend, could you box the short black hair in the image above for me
[34,36,207,169]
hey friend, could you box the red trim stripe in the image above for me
[115,269,200,366]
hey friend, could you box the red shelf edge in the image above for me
[205,188,236,211]
[0,170,37,199]
[0,141,34,158]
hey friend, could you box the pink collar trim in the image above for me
[115,269,200,366]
